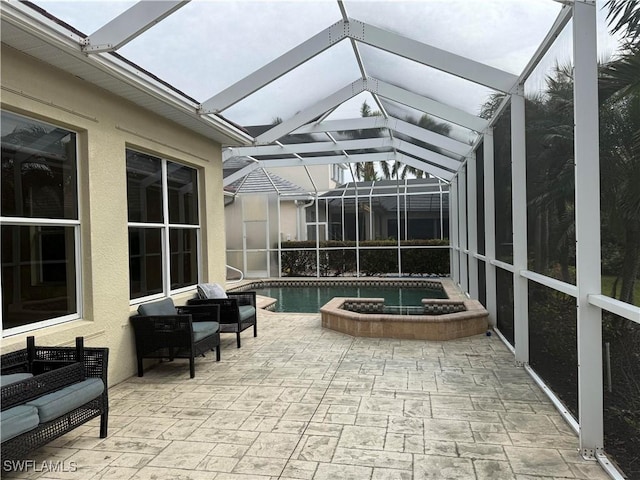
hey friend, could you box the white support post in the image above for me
[511,88,529,365]
[467,153,479,300]
[573,0,603,458]
[459,169,469,294]
[484,129,497,325]
[450,178,459,285]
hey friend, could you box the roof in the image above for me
[225,168,312,198]
[2,1,573,182]
[0,1,253,146]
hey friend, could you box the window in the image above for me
[126,149,199,300]
[332,164,345,184]
[1,111,80,333]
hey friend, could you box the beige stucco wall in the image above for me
[279,201,299,241]
[269,165,334,192]
[0,46,227,385]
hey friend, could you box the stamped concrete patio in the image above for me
[10,311,609,480]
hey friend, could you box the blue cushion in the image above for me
[238,305,256,322]
[138,298,177,316]
[0,405,39,442]
[26,378,104,423]
[197,283,227,299]
[191,321,219,342]
[0,373,33,387]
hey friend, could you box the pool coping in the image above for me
[320,295,488,340]
[229,277,460,312]
[229,277,488,340]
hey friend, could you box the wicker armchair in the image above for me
[130,298,221,378]
[188,284,257,348]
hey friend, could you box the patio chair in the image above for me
[187,283,257,348]
[130,298,220,378]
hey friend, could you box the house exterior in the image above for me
[224,164,314,278]
[224,171,449,278]
[0,3,250,384]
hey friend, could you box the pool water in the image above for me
[252,285,447,313]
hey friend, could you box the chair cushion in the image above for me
[238,305,256,322]
[0,405,39,442]
[138,298,177,316]
[0,373,33,387]
[197,283,227,299]
[26,378,105,423]
[192,321,220,342]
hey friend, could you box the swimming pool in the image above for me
[250,282,447,313]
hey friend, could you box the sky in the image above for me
[35,0,622,130]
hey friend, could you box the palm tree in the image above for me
[600,0,640,304]
[349,101,384,181]
[391,113,453,180]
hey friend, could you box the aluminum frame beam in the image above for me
[247,151,393,169]
[224,137,394,160]
[225,135,462,171]
[389,118,470,157]
[349,20,518,93]
[392,139,460,171]
[372,79,489,132]
[224,151,453,183]
[221,73,484,152]
[200,19,351,114]
[256,78,367,143]
[0,0,252,146]
[82,1,189,53]
[245,78,478,167]
[222,162,262,187]
[294,116,387,134]
[488,5,573,129]
[201,17,518,117]
[291,115,471,158]
[394,152,454,181]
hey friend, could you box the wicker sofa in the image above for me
[0,337,109,470]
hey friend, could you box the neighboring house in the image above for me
[0,3,250,384]
[318,178,449,242]
[224,125,348,194]
[224,168,449,278]
[224,161,313,278]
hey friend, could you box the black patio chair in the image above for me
[187,283,257,348]
[130,298,220,378]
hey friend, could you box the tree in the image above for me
[600,0,640,304]
[391,113,453,180]
[344,101,455,181]
[350,101,384,181]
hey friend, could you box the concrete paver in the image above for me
[8,311,608,479]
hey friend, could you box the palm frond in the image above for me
[605,0,640,47]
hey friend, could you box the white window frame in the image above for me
[0,111,82,336]
[127,149,201,304]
